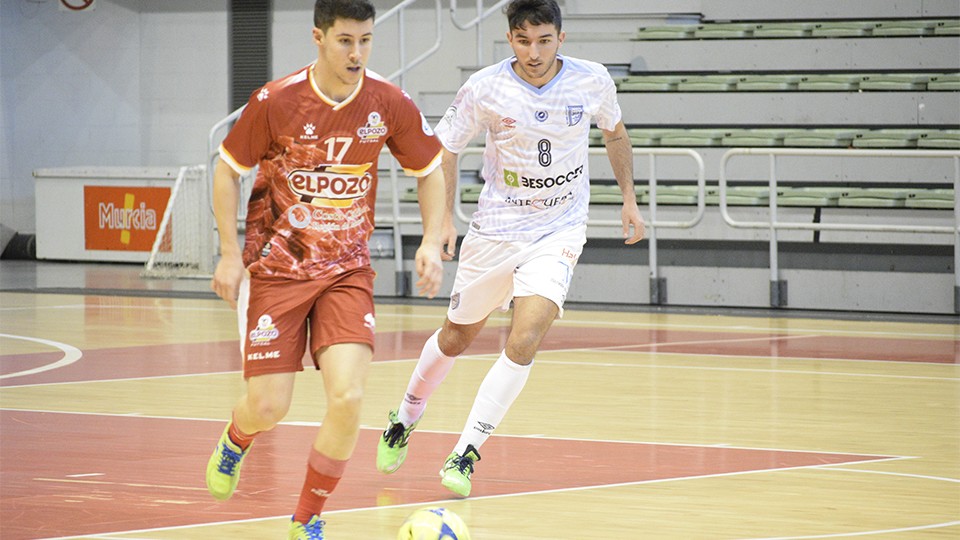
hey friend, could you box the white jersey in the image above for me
[435,55,622,241]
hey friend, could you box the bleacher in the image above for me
[403,2,959,314]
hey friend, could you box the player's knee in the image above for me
[327,386,364,418]
[247,395,290,426]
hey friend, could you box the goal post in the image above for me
[141,165,215,279]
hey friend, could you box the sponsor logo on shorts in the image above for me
[363,313,376,331]
[247,350,280,361]
[249,314,280,346]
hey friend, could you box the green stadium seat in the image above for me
[721,129,792,147]
[905,189,955,209]
[933,20,960,36]
[783,129,862,148]
[858,73,932,91]
[633,24,698,40]
[852,129,924,148]
[642,185,701,205]
[618,75,684,92]
[706,186,771,205]
[917,130,960,149]
[677,75,741,91]
[400,187,419,203]
[811,21,874,37]
[588,128,604,146]
[658,129,729,147]
[871,20,937,36]
[777,187,845,207]
[797,74,864,91]
[590,184,649,205]
[694,23,756,39]
[752,22,815,38]
[460,184,482,203]
[838,188,909,208]
[626,128,676,146]
[736,74,803,91]
[927,73,960,91]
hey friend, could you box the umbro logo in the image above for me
[474,421,495,435]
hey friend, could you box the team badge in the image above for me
[566,105,584,126]
[358,111,388,143]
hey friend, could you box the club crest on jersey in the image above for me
[357,111,388,143]
[287,163,374,208]
[566,105,584,126]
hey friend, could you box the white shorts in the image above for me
[446,224,587,325]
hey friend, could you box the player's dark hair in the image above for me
[504,0,562,32]
[314,0,375,32]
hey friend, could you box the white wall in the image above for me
[0,0,500,237]
[0,0,228,237]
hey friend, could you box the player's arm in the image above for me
[210,157,246,308]
[413,162,447,299]
[439,148,460,259]
[602,120,645,244]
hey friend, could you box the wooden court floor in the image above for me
[1,289,958,539]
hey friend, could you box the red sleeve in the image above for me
[385,91,443,176]
[219,86,275,172]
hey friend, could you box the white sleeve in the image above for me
[434,81,480,153]
[594,74,622,131]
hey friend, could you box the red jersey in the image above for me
[220,64,442,280]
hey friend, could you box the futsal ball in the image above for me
[397,506,471,540]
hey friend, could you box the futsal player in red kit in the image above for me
[204,1,449,538]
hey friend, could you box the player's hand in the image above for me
[440,218,458,261]
[622,203,646,245]
[414,241,444,298]
[211,253,246,309]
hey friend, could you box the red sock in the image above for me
[227,413,257,451]
[293,449,347,524]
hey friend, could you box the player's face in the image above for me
[507,22,565,87]
[313,18,374,93]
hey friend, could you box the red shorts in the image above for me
[238,266,376,379]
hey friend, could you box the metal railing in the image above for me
[449,0,511,67]
[718,147,960,312]
[441,146,707,303]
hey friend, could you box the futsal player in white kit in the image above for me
[376,0,645,496]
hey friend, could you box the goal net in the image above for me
[141,165,215,279]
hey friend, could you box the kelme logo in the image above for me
[504,169,520,187]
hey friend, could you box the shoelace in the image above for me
[216,444,243,475]
[299,519,325,540]
[451,454,475,475]
[383,422,407,447]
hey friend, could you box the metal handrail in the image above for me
[439,146,707,303]
[718,147,960,311]
[449,0,511,66]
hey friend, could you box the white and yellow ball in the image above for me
[397,507,471,540]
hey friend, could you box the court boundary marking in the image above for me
[0,333,83,380]
[39,455,959,540]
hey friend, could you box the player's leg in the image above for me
[207,277,309,501]
[441,295,558,496]
[441,226,584,496]
[377,233,516,474]
[290,268,376,537]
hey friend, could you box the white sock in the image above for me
[454,351,532,456]
[397,329,456,427]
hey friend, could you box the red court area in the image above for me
[2,326,956,387]
[0,410,891,540]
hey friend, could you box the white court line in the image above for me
[0,333,83,380]
[38,457,918,540]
